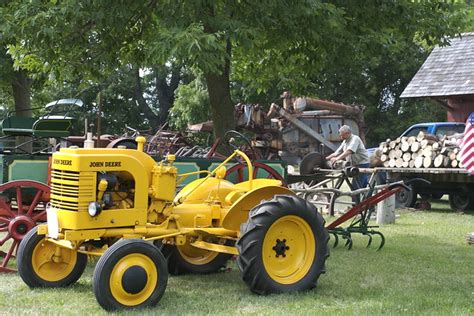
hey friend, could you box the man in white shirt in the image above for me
[326,125,369,191]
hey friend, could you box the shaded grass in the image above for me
[1,203,473,315]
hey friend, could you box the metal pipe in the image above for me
[292,180,404,197]
[303,97,364,116]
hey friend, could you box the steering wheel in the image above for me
[222,130,257,161]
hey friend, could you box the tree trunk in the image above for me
[204,38,235,139]
[11,69,32,117]
[154,64,182,126]
[133,68,160,130]
[11,69,32,152]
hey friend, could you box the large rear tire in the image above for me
[161,237,232,275]
[237,195,329,294]
[17,226,87,287]
[93,239,168,311]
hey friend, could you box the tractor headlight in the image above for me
[88,202,102,217]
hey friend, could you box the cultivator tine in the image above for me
[331,233,339,248]
[329,230,354,249]
[343,234,353,250]
[365,233,373,248]
[377,234,385,251]
[370,231,385,250]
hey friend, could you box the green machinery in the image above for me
[0,99,81,272]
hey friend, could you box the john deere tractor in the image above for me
[16,136,329,311]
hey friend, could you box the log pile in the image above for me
[371,131,464,168]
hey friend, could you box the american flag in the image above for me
[460,112,474,175]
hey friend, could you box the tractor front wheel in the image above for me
[161,237,233,275]
[17,226,87,287]
[237,195,329,294]
[93,239,168,311]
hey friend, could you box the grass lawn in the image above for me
[0,199,473,315]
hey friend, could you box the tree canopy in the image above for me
[0,0,472,143]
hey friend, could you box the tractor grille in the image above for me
[50,169,95,211]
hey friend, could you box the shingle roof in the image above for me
[400,33,474,98]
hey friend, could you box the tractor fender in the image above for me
[221,186,296,231]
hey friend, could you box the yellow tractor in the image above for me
[16,136,329,311]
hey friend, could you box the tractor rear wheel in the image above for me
[93,239,168,311]
[17,226,87,287]
[161,237,232,275]
[237,195,329,294]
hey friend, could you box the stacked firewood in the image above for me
[371,131,464,168]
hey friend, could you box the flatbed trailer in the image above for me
[361,167,474,212]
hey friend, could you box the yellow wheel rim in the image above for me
[31,239,78,282]
[262,215,316,284]
[110,254,158,306]
[177,238,221,265]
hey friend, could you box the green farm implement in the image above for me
[0,99,81,272]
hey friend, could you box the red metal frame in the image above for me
[326,184,404,230]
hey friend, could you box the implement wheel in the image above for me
[395,185,417,208]
[17,226,87,287]
[225,162,285,184]
[93,239,168,311]
[161,237,232,275]
[449,192,473,212]
[0,180,50,272]
[237,195,329,294]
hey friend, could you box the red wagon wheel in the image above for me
[225,162,285,185]
[0,180,50,273]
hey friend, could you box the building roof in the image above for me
[401,32,474,98]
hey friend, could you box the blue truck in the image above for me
[398,122,465,139]
[369,122,473,212]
